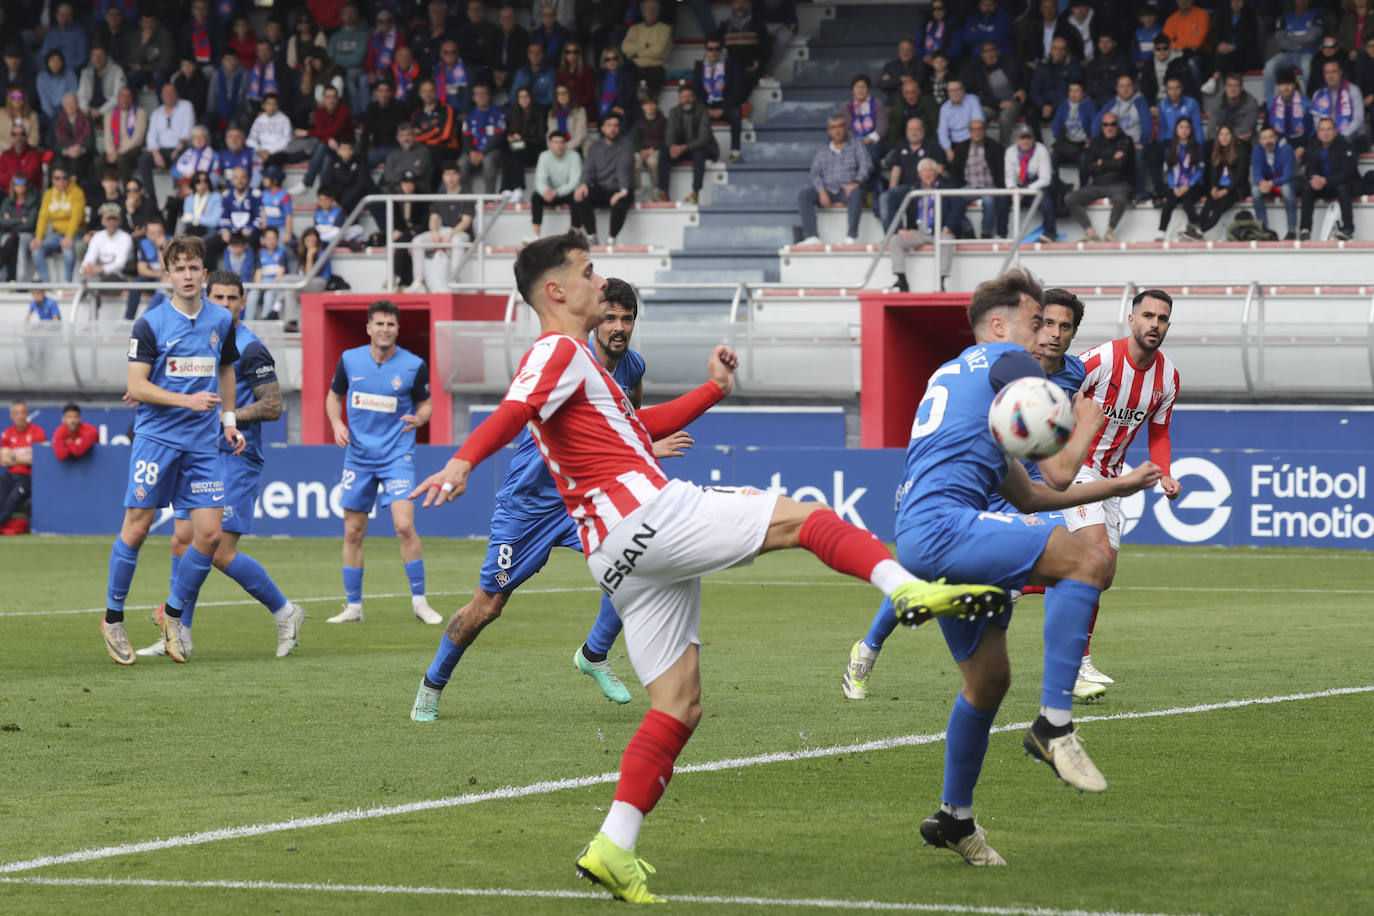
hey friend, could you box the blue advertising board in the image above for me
[25,408,1374,550]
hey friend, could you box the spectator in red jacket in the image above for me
[52,402,96,461]
[0,124,44,193]
[0,399,45,529]
[288,85,355,195]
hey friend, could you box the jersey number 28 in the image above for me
[910,364,960,440]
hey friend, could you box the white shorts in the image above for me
[585,479,779,687]
[1063,465,1122,551]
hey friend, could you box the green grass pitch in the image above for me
[0,536,1371,914]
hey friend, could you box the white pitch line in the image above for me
[0,876,1212,915]
[1,685,1369,877]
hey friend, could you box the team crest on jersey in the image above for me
[1076,505,1087,519]
[494,570,510,587]
[210,330,219,349]
[391,374,402,391]
[134,485,147,502]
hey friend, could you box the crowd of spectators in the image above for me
[801,0,1374,251]
[0,0,800,301]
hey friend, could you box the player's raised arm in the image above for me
[1036,394,1107,489]
[999,460,1162,513]
[411,397,540,506]
[636,345,737,438]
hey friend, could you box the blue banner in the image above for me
[26,409,1374,550]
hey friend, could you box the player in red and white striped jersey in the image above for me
[411,230,1005,902]
[1066,289,1182,689]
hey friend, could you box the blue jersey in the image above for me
[219,187,262,234]
[495,347,646,519]
[215,147,256,179]
[260,187,292,232]
[225,321,277,464]
[894,341,1045,537]
[1021,353,1086,484]
[257,244,289,280]
[330,345,431,468]
[129,297,239,452]
[28,296,60,320]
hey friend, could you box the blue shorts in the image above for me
[338,456,415,513]
[173,455,263,535]
[123,438,222,510]
[987,495,1068,530]
[478,503,583,594]
[897,507,1057,662]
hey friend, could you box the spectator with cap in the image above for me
[78,47,126,128]
[796,113,871,246]
[0,174,38,281]
[30,167,85,282]
[52,404,97,463]
[1306,35,1349,98]
[1251,124,1299,239]
[1300,115,1358,240]
[1005,123,1057,243]
[1133,2,1164,67]
[1263,0,1322,103]
[1267,68,1312,164]
[461,83,505,195]
[0,400,46,531]
[100,86,147,187]
[1311,57,1367,151]
[571,111,635,245]
[530,129,582,240]
[139,83,196,206]
[81,202,135,316]
[1066,108,1135,242]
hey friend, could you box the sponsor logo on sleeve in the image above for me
[350,391,399,413]
[166,356,217,377]
[255,363,275,377]
[128,338,139,358]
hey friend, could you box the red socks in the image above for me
[798,509,892,582]
[614,709,693,813]
[1021,585,1046,596]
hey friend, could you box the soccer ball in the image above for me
[988,376,1074,461]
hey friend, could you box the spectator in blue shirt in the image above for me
[1263,0,1323,103]
[214,126,261,190]
[953,0,1014,63]
[36,52,78,127]
[249,225,292,320]
[1029,37,1081,131]
[936,77,982,158]
[1149,76,1203,196]
[511,42,556,108]
[27,288,59,322]
[1251,124,1298,238]
[39,3,89,74]
[221,231,256,285]
[124,217,167,319]
[1052,79,1096,185]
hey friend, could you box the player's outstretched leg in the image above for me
[1024,579,1107,793]
[406,558,442,624]
[794,508,1006,624]
[575,595,631,703]
[411,591,507,721]
[842,599,902,699]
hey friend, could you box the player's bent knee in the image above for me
[760,497,822,552]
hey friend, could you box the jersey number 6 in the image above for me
[910,364,961,440]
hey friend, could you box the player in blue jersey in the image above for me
[101,235,244,666]
[325,300,442,624]
[410,278,696,722]
[842,288,1088,700]
[876,270,1160,865]
[135,271,306,660]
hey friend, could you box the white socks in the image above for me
[600,800,645,851]
[1041,705,1073,728]
[870,559,910,595]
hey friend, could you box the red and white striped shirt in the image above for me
[1077,337,1180,477]
[505,333,669,553]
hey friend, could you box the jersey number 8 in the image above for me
[496,544,514,569]
[133,460,161,485]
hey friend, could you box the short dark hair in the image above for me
[603,277,638,317]
[600,111,622,127]
[368,299,401,321]
[207,269,244,297]
[1067,78,1085,90]
[62,402,80,415]
[1044,288,1084,330]
[547,129,570,142]
[967,268,1044,330]
[262,92,280,104]
[1276,68,1296,85]
[1132,288,1174,312]
[850,73,870,88]
[514,229,589,305]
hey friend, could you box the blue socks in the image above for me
[942,692,999,808]
[862,597,901,652]
[404,559,426,596]
[424,633,466,687]
[225,553,288,615]
[1041,578,1101,710]
[343,566,364,604]
[583,595,623,658]
[168,546,214,614]
[106,537,141,616]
